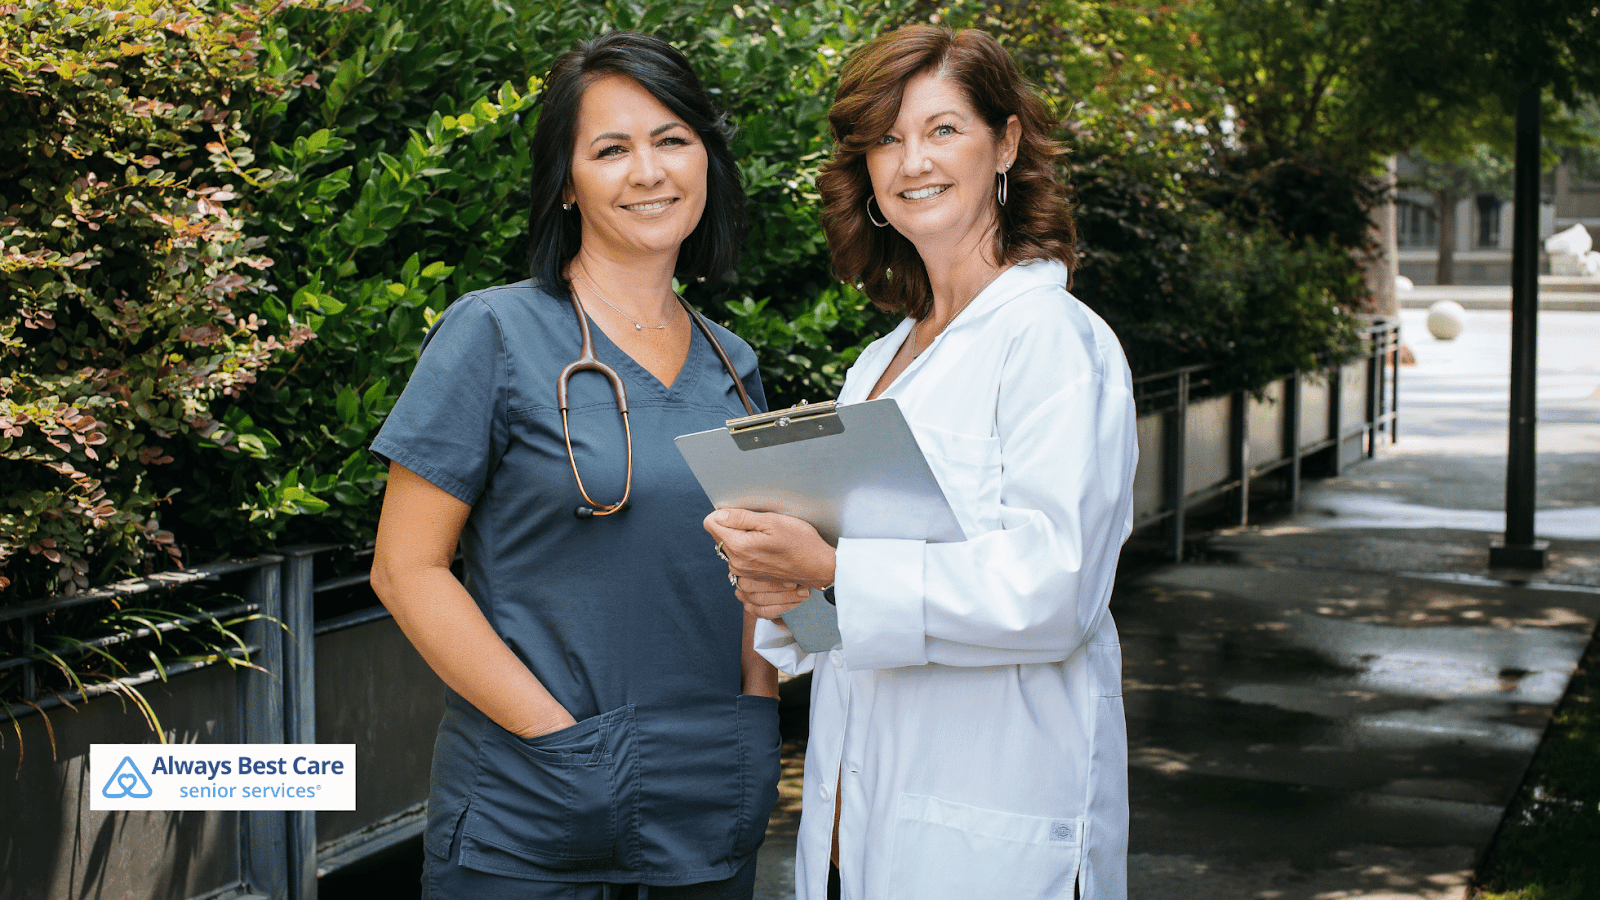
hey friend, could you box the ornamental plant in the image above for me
[0,0,343,599]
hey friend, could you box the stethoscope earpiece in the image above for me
[575,506,595,519]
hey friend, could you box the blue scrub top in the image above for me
[371,280,779,885]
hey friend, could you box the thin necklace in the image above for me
[575,273,676,331]
[910,264,1001,358]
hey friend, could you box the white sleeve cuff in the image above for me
[754,617,816,675]
[837,538,929,670]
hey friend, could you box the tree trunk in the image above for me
[1435,188,1456,285]
[1363,157,1399,317]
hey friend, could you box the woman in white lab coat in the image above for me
[703,24,1137,900]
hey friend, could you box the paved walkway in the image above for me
[753,307,1600,898]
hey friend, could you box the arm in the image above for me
[838,317,1138,671]
[371,463,576,738]
[740,609,780,698]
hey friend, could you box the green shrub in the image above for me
[156,0,917,560]
[0,0,333,598]
[4,0,1380,600]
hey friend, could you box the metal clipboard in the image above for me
[675,398,966,653]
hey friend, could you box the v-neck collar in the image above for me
[581,307,704,399]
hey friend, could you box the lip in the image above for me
[897,185,949,201]
[622,197,677,212]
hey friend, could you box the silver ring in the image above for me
[714,540,728,561]
[728,573,739,589]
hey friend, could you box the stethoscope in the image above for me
[559,286,755,518]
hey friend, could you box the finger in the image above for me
[738,594,807,620]
[708,507,771,534]
[737,577,801,592]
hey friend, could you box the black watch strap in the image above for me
[822,585,836,606]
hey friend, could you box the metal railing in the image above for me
[1129,317,1401,559]
[1,547,434,900]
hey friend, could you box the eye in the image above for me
[596,144,626,158]
[876,133,898,145]
[933,124,957,137]
[659,134,690,147]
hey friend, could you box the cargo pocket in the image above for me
[423,801,468,860]
[730,694,782,859]
[887,793,1082,900]
[457,704,641,877]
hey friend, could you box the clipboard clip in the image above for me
[725,400,845,450]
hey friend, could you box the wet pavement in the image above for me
[752,306,1600,899]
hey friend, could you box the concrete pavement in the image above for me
[753,306,1600,898]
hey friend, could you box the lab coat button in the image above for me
[819,784,832,800]
[830,650,844,667]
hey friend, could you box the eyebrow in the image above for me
[588,121,691,147]
[925,109,966,124]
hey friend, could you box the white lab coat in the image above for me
[755,260,1136,900]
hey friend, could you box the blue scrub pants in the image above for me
[423,852,759,900]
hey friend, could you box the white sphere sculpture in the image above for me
[1426,300,1466,340]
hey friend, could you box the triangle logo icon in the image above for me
[101,755,154,799]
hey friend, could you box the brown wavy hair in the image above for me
[818,26,1076,319]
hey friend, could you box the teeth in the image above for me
[625,199,673,211]
[900,186,947,200]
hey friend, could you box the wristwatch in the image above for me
[822,584,836,606]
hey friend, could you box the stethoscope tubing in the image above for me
[559,286,755,518]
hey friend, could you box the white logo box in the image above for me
[91,744,356,810]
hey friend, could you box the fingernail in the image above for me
[712,510,729,524]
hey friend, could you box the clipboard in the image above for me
[675,398,965,652]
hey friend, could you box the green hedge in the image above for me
[1,0,331,600]
[4,0,1368,607]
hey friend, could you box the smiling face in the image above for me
[565,73,709,265]
[865,69,1019,256]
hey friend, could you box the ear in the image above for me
[999,115,1021,171]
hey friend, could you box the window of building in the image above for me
[1476,193,1502,248]
[1397,197,1438,249]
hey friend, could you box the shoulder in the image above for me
[424,280,567,348]
[439,279,562,326]
[987,261,1129,381]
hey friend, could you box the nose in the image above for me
[631,145,666,187]
[899,137,933,177]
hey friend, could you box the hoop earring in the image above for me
[996,171,1008,207]
[865,195,889,228]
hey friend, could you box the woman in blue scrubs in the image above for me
[370,31,780,899]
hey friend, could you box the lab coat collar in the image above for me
[851,258,1070,400]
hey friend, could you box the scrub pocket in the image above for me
[887,792,1082,900]
[457,704,642,877]
[730,694,782,859]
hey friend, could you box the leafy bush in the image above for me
[0,0,332,598]
[158,0,917,560]
[4,0,1378,604]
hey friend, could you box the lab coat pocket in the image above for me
[731,694,782,859]
[888,793,1083,900]
[913,426,1002,535]
[458,704,642,876]
[1090,641,1123,697]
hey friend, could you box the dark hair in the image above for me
[526,31,746,291]
[817,26,1077,319]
